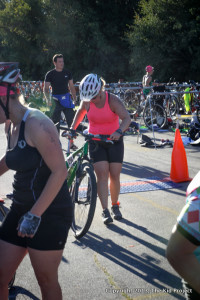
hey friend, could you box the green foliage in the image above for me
[127,0,200,82]
[0,0,46,79]
[0,0,137,82]
[42,0,138,81]
[0,0,199,83]
[26,94,55,118]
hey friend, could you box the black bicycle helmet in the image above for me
[0,62,21,119]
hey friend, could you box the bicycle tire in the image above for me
[71,163,97,239]
[0,203,6,222]
[0,203,16,289]
[196,108,200,123]
[166,95,179,116]
[143,103,167,130]
[123,90,137,108]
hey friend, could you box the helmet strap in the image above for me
[0,84,11,119]
[6,84,11,119]
[0,98,9,119]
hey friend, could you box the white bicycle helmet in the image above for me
[0,62,21,83]
[79,73,102,101]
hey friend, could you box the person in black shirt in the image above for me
[44,54,77,149]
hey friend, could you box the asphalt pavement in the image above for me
[0,121,199,300]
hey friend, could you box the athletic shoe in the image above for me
[102,208,113,224]
[111,204,122,220]
[70,143,78,151]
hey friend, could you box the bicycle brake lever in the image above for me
[70,129,77,138]
[61,131,69,137]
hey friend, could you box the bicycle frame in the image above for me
[65,140,90,187]
[60,126,113,187]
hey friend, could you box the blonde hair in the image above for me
[100,77,106,90]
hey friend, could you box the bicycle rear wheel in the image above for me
[143,103,167,130]
[71,164,97,239]
[0,203,16,289]
[165,95,179,116]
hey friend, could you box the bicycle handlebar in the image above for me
[59,126,114,144]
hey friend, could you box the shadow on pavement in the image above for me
[72,228,184,300]
[119,218,169,246]
[122,161,169,179]
[9,286,40,299]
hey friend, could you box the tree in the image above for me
[0,0,46,79]
[43,0,139,82]
[0,0,139,81]
[127,0,200,82]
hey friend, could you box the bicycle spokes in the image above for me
[71,166,97,239]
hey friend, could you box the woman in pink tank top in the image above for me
[71,74,131,225]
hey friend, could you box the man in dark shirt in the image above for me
[44,54,77,149]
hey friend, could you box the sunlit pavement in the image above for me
[0,123,198,300]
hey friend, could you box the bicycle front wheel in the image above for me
[71,164,97,239]
[143,103,167,130]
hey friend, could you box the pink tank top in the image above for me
[87,92,119,135]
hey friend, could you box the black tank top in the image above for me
[5,110,72,210]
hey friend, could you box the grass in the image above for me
[26,95,55,118]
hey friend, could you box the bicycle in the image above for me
[143,91,167,130]
[107,82,142,110]
[0,199,15,289]
[59,126,113,239]
[163,81,180,117]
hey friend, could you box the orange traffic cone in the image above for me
[168,128,192,183]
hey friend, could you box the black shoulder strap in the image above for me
[6,122,11,149]
[18,120,25,141]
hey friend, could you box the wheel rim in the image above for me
[73,172,92,234]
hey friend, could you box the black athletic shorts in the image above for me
[0,203,73,251]
[89,138,124,163]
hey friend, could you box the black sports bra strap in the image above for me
[7,122,12,149]
[18,121,25,140]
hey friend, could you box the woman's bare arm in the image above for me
[25,114,68,217]
[109,94,131,132]
[70,101,88,130]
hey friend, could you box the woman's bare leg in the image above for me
[93,161,109,209]
[29,248,64,300]
[109,162,122,205]
[0,239,27,300]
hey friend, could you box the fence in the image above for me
[17,81,200,104]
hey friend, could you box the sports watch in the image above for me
[115,128,123,135]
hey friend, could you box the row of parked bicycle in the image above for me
[108,80,200,131]
[17,79,200,131]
